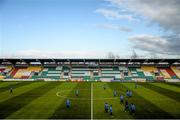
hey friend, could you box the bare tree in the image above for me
[131,50,138,59]
[116,54,120,59]
[107,52,116,59]
[107,52,121,59]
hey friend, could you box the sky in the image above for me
[0,0,180,58]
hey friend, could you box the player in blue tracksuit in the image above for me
[66,99,70,108]
[126,90,129,97]
[113,90,117,97]
[109,105,113,115]
[130,103,136,115]
[76,90,79,96]
[124,100,129,112]
[120,95,124,104]
[104,103,109,113]
[129,91,132,97]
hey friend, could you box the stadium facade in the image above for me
[0,58,180,82]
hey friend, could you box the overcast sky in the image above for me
[0,0,180,58]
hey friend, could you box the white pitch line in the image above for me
[91,83,93,120]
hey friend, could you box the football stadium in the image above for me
[1,0,180,119]
[0,58,180,119]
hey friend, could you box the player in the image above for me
[109,105,113,115]
[104,102,109,113]
[124,100,129,112]
[66,99,70,108]
[120,95,124,104]
[113,90,117,97]
[103,84,106,90]
[129,91,132,97]
[10,87,13,94]
[130,103,136,115]
[76,90,79,96]
[126,90,129,97]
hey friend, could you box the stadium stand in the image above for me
[62,66,70,79]
[0,66,5,79]
[36,66,62,80]
[10,66,42,79]
[171,66,180,78]
[71,67,91,81]
[10,68,19,78]
[0,59,179,82]
[101,67,121,81]
[128,67,147,82]
[159,68,171,79]
[165,68,178,79]
[13,68,29,79]
[92,69,100,81]
[119,66,132,81]
[129,68,144,78]
[141,66,156,81]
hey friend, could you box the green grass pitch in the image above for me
[0,81,179,119]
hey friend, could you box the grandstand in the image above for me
[0,58,180,82]
[0,58,180,119]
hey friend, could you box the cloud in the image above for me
[106,0,180,33]
[95,8,135,21]
[120,26,132,32]
[0,49,108,59]
[94,23,132,32]
[104,0,180,55]
[129,34,180,55]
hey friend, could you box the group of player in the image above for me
[104,84,136,116]
[66,90,79,108]
[104,103,113,115]
[9,83,137,116]
[121,96,136,115]
[121,89,136,115]
[65,85,136,116]
[113,90,132,98]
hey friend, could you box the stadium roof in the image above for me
[0,58,180,64]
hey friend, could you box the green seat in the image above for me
[124,76,132,80]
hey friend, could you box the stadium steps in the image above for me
[101,67,121,79]
[124,76,132,80]
[10,68,19,77]
[166,68,178,79]
[171,66,180,78]
[40,67,61,79]
[141,66,156,81]
[129,68,145,78]
[159,69,171,79]
[0,67,5,73]
[71,68,91,80]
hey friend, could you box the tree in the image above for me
[107,52,116,59]
[131,50,138,59]
[116,54,120,59]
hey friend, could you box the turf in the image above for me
[0,81,179,119]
